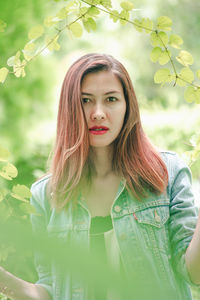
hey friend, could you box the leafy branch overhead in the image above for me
[0,0,200,104]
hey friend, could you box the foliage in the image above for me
[0,0,200,299]
[183,133,200,167]
[0,0,56,162]
[0,146,38,299]
[0,145,36,232]
[0,0,200,105]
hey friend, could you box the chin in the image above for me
[90,143,110,148]
[89,138,116,148]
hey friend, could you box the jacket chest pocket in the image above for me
[133,203,170,252]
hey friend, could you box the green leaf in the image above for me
[46,36,60,51]
[13,59,26,78]
[65,0,77,9]
[176,50,194,67]
[151,31,168,47]
[169,34,183,49]
[133,19,143,32]
[176,78,187,87]
[0,146,10,161]
[196,70,200,80]
[87,6,100,16]
[158,31,168,46]
[15,51,21,63]
[7,56,15,67]
[8,52,25,75]
[23,43,35,61]
[120,1,134,11]
[158,50,171,65]
[141,18,153,34]
[119,10,129,25]
[167,74,176,83]
[80,7,88,15]
[24,42,35,52]
[19,202,37,214]
[110,10,119,23]
[154,68,170,84]
[0,68,9,83]
[69,22,83,38]
[150,48,171,65]
[28,25,44,40]
[10,193,29,202]
[12,184,32,198]
[56,7,69,19]
[193,88,200,104]
[10,184,32,202]
[179,67,194,84]
[0,19,7,32]
[184,86,200,104]
[150,47,162,63]
[156,16,172,31]
[83,17,96,32]
[0,163,18,180]
[44,16,57,27]
[23,53,33,62]
[100,0,112,8]
[7,51,20,66]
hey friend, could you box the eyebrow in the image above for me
[81,91,121,96]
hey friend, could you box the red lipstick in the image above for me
[89,126,109,135]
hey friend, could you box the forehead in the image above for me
[81,70,123,93]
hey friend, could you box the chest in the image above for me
[82,176,121,217]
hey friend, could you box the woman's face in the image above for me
[81,70,127,148]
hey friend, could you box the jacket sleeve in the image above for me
[167,152,200,287]
[30,177,53,299]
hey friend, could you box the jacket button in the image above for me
[114,205,121,213]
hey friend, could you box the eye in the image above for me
[107,96,118,102]
[82,97,91,104]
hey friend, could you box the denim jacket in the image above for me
[30,151,199,300]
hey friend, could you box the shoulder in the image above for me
[30,174,52,211]
[159,149,178,162]
[31,173,51,195]
[159,150,188,171]
[159,149,192,190]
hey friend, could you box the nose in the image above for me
[91,104,106,121]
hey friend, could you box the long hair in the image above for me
[49,53,168,209]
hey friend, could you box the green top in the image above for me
[89,215,123,300]
[89,215,113,300]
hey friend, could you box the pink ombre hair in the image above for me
[49,53,168,209]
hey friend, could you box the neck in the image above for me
[89,145,114,178]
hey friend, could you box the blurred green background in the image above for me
[0,0,200,298]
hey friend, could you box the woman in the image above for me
[1,53,200,300]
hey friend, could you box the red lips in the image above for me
[89,126,109,130]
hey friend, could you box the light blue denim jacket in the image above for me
[30,151,199,300]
